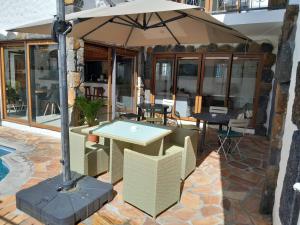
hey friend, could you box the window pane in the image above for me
[155,59,173,104]
[175,59,198,117]
[116,56,134,114]
[30,45,60,128]
[4,47,28,120]
[202,57,229,111]
[229,58,259,119]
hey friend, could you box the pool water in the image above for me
[0,145,14,181]
[0,159,9,181]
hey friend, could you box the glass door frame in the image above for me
[115,51,138,114]
[152,52,264,126]
[231,53,263,127]
[0,42,29,125]
[174,53,202,120]
[152,52,203,121]
[199,53,233,110]
[26,41,60,131]
[0,40,60,131]
[151,53,176,105]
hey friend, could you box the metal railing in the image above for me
[182,0,286,13]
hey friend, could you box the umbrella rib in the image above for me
[176,10,250,41]
[155,12,180,45]
[146,13,153,26]
[125,15,140,46]
[124,15,143,29]
[111,20,140,28]
[147,14,187,29]
[81,17,114,39]
[116,16,142,28]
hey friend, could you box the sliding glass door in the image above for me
[229,56,261,120]
[152,53,261,125]
[1,42,59,130]
[201,55,231,112]
[2,46,28,121]
[154,58,174,104]
[29,44,60,128]
[116,55,135,113]
[174,56,200,118]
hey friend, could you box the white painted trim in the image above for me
[1,121,61,139]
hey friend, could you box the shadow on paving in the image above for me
[0,215,18,225]
[196,128,271,225]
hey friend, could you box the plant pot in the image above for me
[87,134,99,143]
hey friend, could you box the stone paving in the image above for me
[0,126,272,225]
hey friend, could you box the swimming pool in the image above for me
[0,145,14,181]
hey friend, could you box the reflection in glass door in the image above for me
[30,44,60,128]
[154,59,174,104]
[201,56,230,112]
[175,58,199,118]
[116,56,134,114]
[229,57,259,120]
[3,47,28,121]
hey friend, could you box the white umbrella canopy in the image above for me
[11,0,250,47]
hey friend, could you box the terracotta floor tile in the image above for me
[0,126,272,225]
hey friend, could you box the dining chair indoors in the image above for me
[144,104,163,125]
[217,119,249,160]
[209,106,228,114]
[174,111,200,131]
[208,105,229,135]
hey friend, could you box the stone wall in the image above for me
[66,37,85,126]
[259,4,299,219]
[144,42,276,134]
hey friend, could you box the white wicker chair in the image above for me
[123,148,182,218]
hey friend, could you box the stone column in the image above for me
[66,37,85,126]
[260,5,299,214]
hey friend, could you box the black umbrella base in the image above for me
[16,172,113,225]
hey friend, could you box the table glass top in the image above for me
[92,120,173,145]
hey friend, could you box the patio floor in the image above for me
[0,126,272,225]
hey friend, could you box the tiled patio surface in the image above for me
[0,126,272,225]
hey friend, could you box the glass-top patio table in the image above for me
[90,120,174,184]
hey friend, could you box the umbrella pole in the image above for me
[111,48,116,120]
[57,0,72,188]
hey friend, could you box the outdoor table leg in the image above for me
[163,107,167,125]
[200,121,207,153]
[137,106,142,121]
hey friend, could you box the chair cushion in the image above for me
[218,130,243,138]
[86,141,109,151]
[164,143,184,155]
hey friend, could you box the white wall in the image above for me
[273,3,300,224]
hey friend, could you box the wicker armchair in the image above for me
[69,126,109,177]
[123,148,182,218]
[165,127,199,180]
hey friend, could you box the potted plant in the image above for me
[75,96,104,143]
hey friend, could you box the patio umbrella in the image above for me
[8,0,251,186]
[11,0,250,46]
